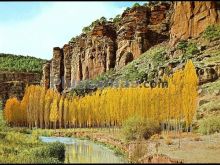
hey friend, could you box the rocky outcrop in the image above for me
[115,6,150,69]
[63,44,73,89]
[42,2,172,91]
[0,72,41,105]
[50,47,64,92]
[41,62,50,89]
[69,22,117,89]
[197,64,220,85]
[170,1,220,45]
[116,3,171,69]
[41,2,220,92]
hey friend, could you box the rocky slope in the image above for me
[0,72,41,105]
[41,1,220,93]
[0,54,46,105]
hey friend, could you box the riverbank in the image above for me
[0,111,65,164]
[32,128,183,163]
[32,128,220,163]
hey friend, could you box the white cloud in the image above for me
[0,2,124,60]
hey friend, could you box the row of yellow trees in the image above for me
[4,60,198,129]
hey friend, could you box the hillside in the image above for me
[0,53,47,73]
[0,53,47,105]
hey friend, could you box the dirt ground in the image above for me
[149,132,220,163]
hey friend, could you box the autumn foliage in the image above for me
[3,60,198,130]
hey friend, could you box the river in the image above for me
[40,136,128,163]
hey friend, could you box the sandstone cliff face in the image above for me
[116,3,171,69]
[41,62,50,89]
[70,24,116,89]
[0,72,41,105]
[71,22,117,84]
[170,1,220,45]
[42,3,171,91]
[41,1,220,92]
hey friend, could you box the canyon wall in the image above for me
[170,1,220,45]
[0,72,41,105]
[42,2,171,92]
[41,1,220,92]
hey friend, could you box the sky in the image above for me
[0,1,146,60]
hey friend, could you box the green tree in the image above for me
[132,3,140,8]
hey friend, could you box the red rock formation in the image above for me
[50,47,64,92]
[115,6,150,69]
[150,2,171,25]
[71,23,116,84]
[40,2,173,91]
[115,4,171,69]
[41,62,50,89]
[0,72,41,105]
[63,44,72,89]
[170,1,220,45]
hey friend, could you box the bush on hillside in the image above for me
[132,3,141,8]
[198,116,220,135]
[33,142,65,162]
[185,42,200,55]
[203,25,220,41]
[122,115,161,141]
[177,40,188,53]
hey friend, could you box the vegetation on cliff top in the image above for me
[0,53,47,73]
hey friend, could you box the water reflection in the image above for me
[40,136,127,163]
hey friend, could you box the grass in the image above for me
[0,111,65,164]
[198,100,220,113]
[115,44,167,82]
[93,139,126,157]
[201,78,220,95]
[198,116,220,135]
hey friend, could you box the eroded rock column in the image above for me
[50,47,64,92]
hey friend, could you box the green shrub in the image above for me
[15,149,61,164]
[0,132,6,139]
[198,116,220,135]
[32,129,53,137]
[33,142,65,162]
[113,14,121,24]
[132,3,141,8]
[122,115,161,141]
[185,42,200,55]
[177,40,199,58]
[13,127,32,134]
[203,25,220,41]
[177,40,188,52]
[82,26,91,34]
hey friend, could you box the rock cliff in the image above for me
[170,1,220,45]
[41,1,220,92]
[42,2,171,91]
[0,72,41,105]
